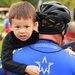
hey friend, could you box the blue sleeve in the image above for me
[4,19,9,26]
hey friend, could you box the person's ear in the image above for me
[34,21,38,32]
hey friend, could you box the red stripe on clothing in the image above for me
[66,31,75,38]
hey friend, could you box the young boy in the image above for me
[10,1,75,75]
[1,1,39,75]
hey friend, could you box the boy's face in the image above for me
[10,18,38,41]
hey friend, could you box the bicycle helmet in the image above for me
[36,1,71,35]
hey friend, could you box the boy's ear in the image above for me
[34,21,38,32]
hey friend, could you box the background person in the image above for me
[1,12,10,34]
[9,1,75,75]
[62,22,75,53]
[0,12,10,39]
[63,22,75,44]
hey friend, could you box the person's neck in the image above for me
[39,34,63,46]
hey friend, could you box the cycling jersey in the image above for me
[9,39,75,75]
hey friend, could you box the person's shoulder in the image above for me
[33,30,39,35]
[32,30,39,38]
[62,42,75,52]
[4,31,15,41]
[5,31,13,36]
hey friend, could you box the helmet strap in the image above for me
[62,24,68,40]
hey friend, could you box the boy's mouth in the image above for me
[19,35,27,39]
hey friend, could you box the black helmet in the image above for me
[36,1,71,34]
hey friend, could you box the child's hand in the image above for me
[25,65,40,75]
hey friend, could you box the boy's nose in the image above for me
[19,28,26,33]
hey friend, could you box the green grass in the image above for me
[0,19,4,24]
[0,19,3,57]
[0,26,3,57]
[0,39,3,57]
[0,26,2,30]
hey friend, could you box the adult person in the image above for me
[63,22,75,44]
[62,22,75,54]
[9,1,75,75]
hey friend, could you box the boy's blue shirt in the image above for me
[8,40,75,75]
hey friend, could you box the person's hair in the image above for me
[68,22,75,34]
[9,1,36,24]
[65,22,75,39]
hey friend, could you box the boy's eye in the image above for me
[15,26,20,28]
[25,26,30,28]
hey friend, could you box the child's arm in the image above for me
[1,32,40,75]
[1,37,27,74]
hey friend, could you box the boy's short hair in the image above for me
[9,1,36,24]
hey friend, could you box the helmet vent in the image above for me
[58,8,66,12]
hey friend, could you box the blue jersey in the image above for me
[9,40,75,75]
[4,18,10,33]
[0,58,5,75]
[4,18,9,26]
